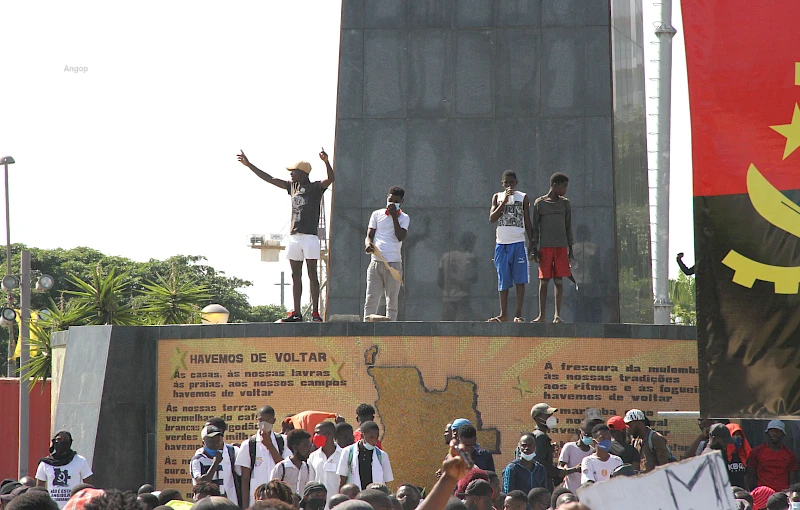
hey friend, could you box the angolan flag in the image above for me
[684,0,800,416]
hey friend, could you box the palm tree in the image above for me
[139,264,211,324]
[65,264,140,325]
[669,272,696,325]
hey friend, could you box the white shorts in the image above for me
[286,233,320,261]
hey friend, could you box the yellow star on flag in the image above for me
[328,357,344,381]
[770,103,800,160]
[512,376,533,398]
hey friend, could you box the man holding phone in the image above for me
[236,406,290,508]
[364,186,409,321]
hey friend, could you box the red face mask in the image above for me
[313,434,327,449]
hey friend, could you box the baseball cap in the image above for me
[530,403,558,418]
[624,409,646,423]
[464,480,493,497]
[585,408,603,422]
[287,161,312,174]
[709,423,733,444]
[201,425,223,439]
[451,418,473,431]
[607,416,628,431]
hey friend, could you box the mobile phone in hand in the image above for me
[455,444,474,469]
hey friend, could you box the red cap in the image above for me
[607,416,629,430]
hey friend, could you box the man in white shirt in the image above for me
[364,186,410,321]
[308,422,342,507]
[190,425,240,507]
[236,406,290,508]
[580,424,623,484]
[337,421,393,490]
[271,429,316,494]
[35,431,92,508]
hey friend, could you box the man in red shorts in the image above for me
[531,173,573,323]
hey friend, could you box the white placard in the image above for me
[578,452,737,510]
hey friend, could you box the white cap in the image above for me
[766,420,786,434]
[624,409,646,423]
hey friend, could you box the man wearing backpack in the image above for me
[624,409,674,473]
[236,406,290,508]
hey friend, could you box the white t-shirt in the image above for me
[558,442,594,490]
[190,445,240,507]
[369,209,410,263]
[581,454,623,483]
[271,458,316,494]
[35,455,93,508]
[494,191,527,244]
[309,445,343,507]
[235,433,290,508]
[336,443,393,489]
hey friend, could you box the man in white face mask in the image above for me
[530,403,564,490]
[500,433,547,494]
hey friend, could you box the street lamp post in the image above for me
[18,250,30,477]
[2,156,15,377]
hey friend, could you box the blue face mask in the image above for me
[362,441,375,451]
[596,440,612,452]
[790,502,800,510]
[204,446,221,457]
[581,436,594,446]
[733,437,742,449]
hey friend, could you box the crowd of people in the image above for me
[3,404,800,510]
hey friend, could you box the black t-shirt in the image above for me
[726,450,747,488]
[357,443,374,489]
[610,439,642,467]
[286,181,324,235]
[533,427,558,489]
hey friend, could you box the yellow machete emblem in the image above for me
[722,166,800,294]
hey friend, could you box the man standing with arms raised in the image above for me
[238,148,334,322]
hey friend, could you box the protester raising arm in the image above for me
[237,150,289,189]
[416,441,471,510]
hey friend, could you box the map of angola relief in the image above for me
[366,345,500,484]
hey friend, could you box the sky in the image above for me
[0,1,693,309]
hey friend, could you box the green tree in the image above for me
[0,244,280,375]
[65,265,140,325]
[138,265,212,325]
[669,272,696,325]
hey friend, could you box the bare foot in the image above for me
[531,316,545,323]
[553,316,564,324]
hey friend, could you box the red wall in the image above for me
[0,378,52,479]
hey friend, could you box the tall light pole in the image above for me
[652,4,677,324]
[2,156,15,376]
[18,250,30,477]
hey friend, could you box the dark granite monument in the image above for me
[327,0,653,323]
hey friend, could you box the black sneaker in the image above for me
[280,311,303,322]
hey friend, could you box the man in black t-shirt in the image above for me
[238,148,335,322]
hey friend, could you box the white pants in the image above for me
[364,260,402,321]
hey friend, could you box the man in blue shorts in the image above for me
[488,170,533,322]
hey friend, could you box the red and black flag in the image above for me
[684,0,800,416]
